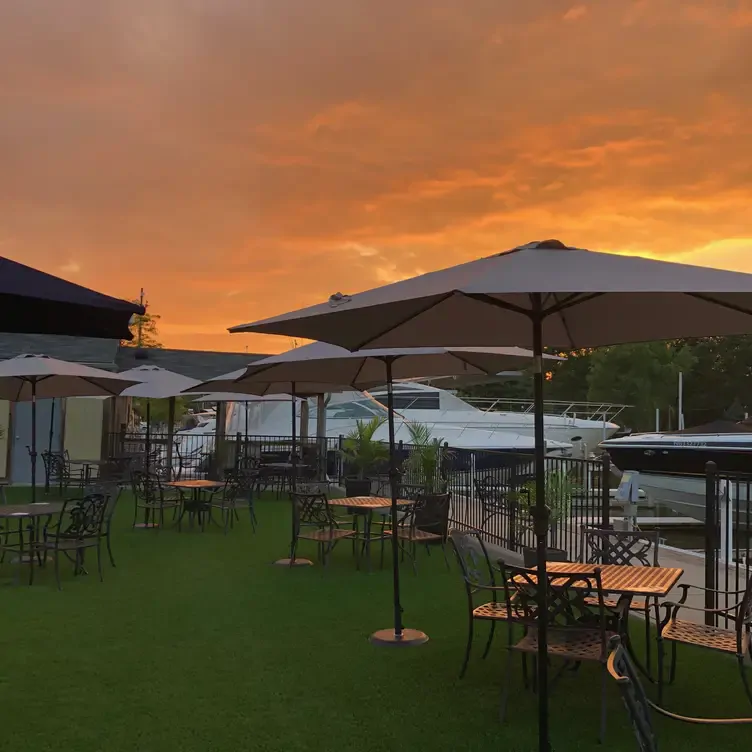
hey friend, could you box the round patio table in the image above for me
[0,502,65,576]
[166,480,224,530]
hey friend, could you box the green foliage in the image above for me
[339,417,389,478]
[403,422,451,493]
[586,342,696,431]
[510,470,575,541]
[133,397,188,427]
[546,349,594,402]
[123,302,163,348]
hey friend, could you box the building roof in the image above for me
[0,334,270,381]
[0,333,121,369]
[114,346,267,381]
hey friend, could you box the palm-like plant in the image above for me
[404,422,449,494]
[340,417,389,479]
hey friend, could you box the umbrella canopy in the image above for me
[192,392,297,403]
[183,366,355,398]
[231,240,752,349]
[0,354,139,400]
[119,365,200,399]
[222,341,560,386]
[0,256,143,340]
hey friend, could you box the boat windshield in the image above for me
[326,396,389,420]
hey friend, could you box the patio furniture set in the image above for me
[450,526,752,746]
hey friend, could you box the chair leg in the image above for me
[97,542,104,583]
[599,663,607,744]
[441,541,451,571]
[643,604,652,676]
[482,620,497,659]
[54,550,62,591]
[657,636,665,705]
[739,655,752,705]
[459,614,475,678]
[106,530,116,567]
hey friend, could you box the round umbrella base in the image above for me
[273,557,314,567]
[133,522,159,529]
[369,628,429,646]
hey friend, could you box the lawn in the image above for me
[0,488,749,752]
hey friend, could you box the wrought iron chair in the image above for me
[581,528,661,675]
[35,491,110,590]
[386,493,451,574]
[212,469,259,533]
[86,482,122,567]
[41,450,85,495]
[499,564,623,743]
[290,491,354,568]
[608,635,752,752]
[173,442,209,480]
[449,529,513,678]
[130,470,181,530]
[658,576,752,705]
[474,478,506,529]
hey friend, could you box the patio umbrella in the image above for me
[0,256,143,339]
[229,239,752,750]
[118,366,200,481]
[188,340,559,644]
[0,354,138,501]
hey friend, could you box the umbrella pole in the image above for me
[30,379,37,503]
[45,398,55,492]
[166,397,175,481]
[133,400,158,529]
[370,357,428,646]
[274,382,312,567]
[531,295,550,752]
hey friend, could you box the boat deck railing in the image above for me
[461,397,630,423]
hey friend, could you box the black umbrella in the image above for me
[0,256,143,339]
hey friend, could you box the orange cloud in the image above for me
[0,0,750,354]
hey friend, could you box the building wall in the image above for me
[63,397,105,461]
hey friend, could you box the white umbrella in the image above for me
[0,354,138,500]
[229,239,752,747]
[118,365,200,480]
[186,340,558,643]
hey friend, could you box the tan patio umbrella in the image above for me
[229,239,752,750]
[118,365,200,481]
[0,354,139,501]
[188,340,560,644]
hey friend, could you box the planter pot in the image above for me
[415,493,451,539]
[344,477,372,497]
[522,546,568,569]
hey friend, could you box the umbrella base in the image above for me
[133,522,159,529]
[369,628,429,646]
[273,557,314,567]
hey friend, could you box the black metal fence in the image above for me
[704,462,752,626]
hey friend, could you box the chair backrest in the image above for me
[399,483,427,501]
[291,491,333,534]
[449,529,498,596]
[500,564,611,646]
[131,470,161,502]
[56,491,110,540]
[41,450,67,479]
[607,636,658,751]
[222,468,258,501]
[735,574,752,634]
[581,528,660,567]
[412,493,451,537]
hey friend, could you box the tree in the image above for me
[132,397,188,427]
[586,342,696,431]
[122,301,163,348]
[546,349,594,402]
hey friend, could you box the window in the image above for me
[391,392,441,410]
[326,400,385,420]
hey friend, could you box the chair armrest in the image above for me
[676,583,746,604]
[663,600,742,623]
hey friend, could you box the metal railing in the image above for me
[704,462,752,626]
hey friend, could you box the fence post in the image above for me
[600,453,611,530]
[235,432,242,469]
[704,461,717,625]
[337,435,344,484]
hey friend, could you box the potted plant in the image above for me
[511,469,574,567]
[404,422,453,537]
[339,417,389,496]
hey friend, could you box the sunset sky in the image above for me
[2,1,752,354]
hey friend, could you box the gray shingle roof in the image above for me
[0,334,270,381]
[114,347,268,381]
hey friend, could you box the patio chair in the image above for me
[581,528,662,676]
[34,490,110,590]
[130,470,181,530]
[385,493,451,574]
[212,469,259,533]
[499,564,623,743]
[41,450,85,495]
[87,482,122,567]
[608,636,752,752]
[174,442,209,480]
[290,491,354,568]
[657,576,752,706]
[449,529,513,678]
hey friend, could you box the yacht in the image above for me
[367,382,620,447]
[600,420,752,521]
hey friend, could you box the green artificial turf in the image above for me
[0,488,749,752]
